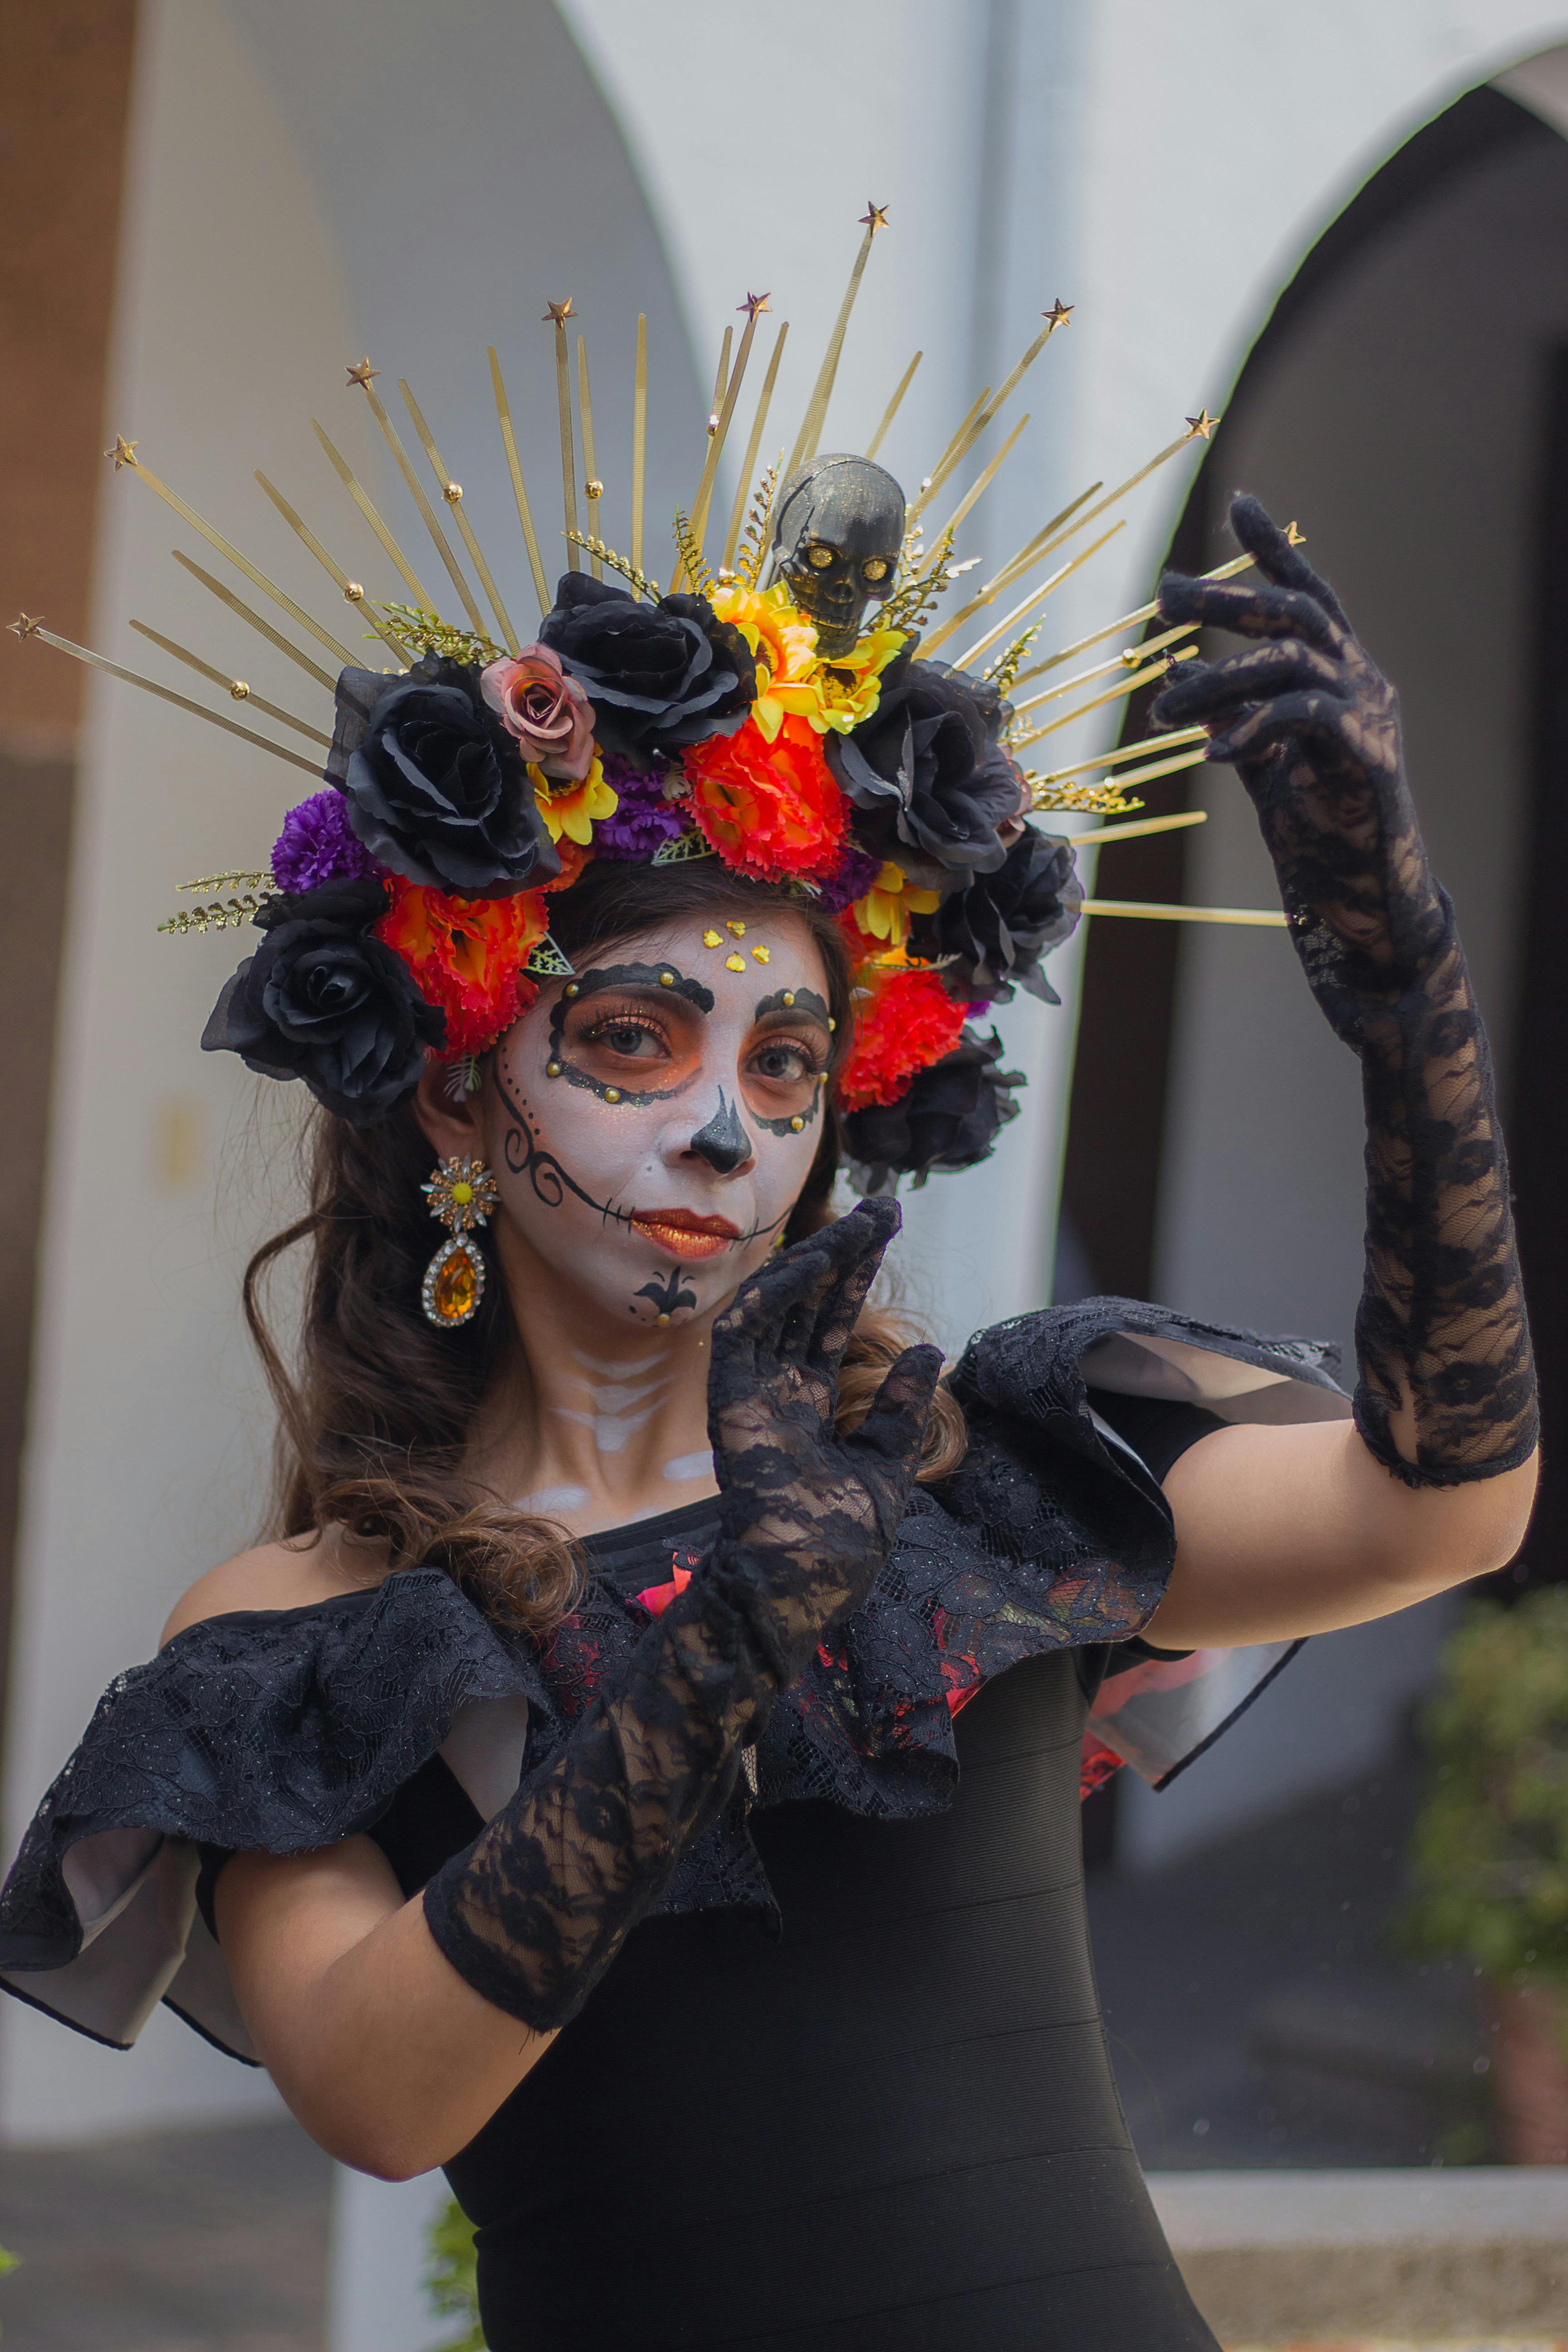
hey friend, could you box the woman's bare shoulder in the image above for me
[160,1531,383,1648]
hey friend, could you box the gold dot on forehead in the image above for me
[790,1115,804,1131]
[828,1017,837,1032]
[752,945,769,964]
[726,920,745,937]
[702,928,722,948]
[725,952,745,972]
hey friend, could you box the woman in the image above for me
[0,475,1536,2349]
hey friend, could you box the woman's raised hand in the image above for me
[1152,494,1446,1001]
[703,1198,943,1685]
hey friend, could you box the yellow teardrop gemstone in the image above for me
[433,1245,479,1322]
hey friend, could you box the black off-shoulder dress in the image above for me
[0,1301,1350,2350]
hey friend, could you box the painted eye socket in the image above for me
[749,1037,820,1087]
[577,1012,671,1062]
[806,545,836,570]
[861,558,889,583]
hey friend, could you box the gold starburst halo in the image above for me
[422,1155,500,1236]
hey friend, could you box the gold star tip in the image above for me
[543,298,576,326]
[859,202,890,232]
[1043,299,1075,328]
[737,291,772,319]
[1285,520,1305,545]
[345,358,378,388]
[8,613,41,640]
[1184,409,1219,441]
[105,436,138,470]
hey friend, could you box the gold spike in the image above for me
[170,551,337,692]
[722,322,788,574]
[865,351,921,461]
[575,335,603,583]
[907,386,991,524]
[1009,645,1198,748]
[20,622,321,774]
[349,369,484,624]
[545,302,580,572]
[1025,425,1212,580]
[310,420,433,608]
[110,444,356,664]
[1080,896,1286,929]
[1010,547,1270,689]
[128,621,332,745]
[253,472,410,667]
[679,300,764,587]
[1066,745,1210,794]
[920,522,1125,660]
[785,207,884,480]
[631,314,649,593]
[917,411,1030,578]
[973,304,1073,440]
[709,325,732,427]
[1058,809,1206,847]
[399,380,517,649]
[1009,623,1198,715]
[1031,726,1209,787]
[489,348,550,617]
[921,482,1103,644]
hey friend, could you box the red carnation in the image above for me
[376,877,547,1058]
[835,965,966,1113]
[684,712,845,882]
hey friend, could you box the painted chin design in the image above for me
[630,1213,739,1261]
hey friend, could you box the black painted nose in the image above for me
[689,1089,752,1174]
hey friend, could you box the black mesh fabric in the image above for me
[1156,496,1538,1490]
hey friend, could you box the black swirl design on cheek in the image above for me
[490,1061,638,1227]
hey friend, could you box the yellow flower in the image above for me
[809,622,908,735]
[709,579,907,740]
[853,862,941,948]
[532,754,618,847]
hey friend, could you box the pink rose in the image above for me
[480,644,596,780]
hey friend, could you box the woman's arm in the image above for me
[1139,496,1538,1647]
[1144,1416,1535,1649]
[216,1839,554,2180]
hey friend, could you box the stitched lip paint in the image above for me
[630,1211,738,1260]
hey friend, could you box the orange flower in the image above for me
[683,712,845,881]
[836,965,965,1113]
[376,877,549,1058]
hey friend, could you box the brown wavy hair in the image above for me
[244,858,966,1634]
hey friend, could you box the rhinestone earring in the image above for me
[420,1155,500,1328]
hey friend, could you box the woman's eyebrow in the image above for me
[557,963,715,1015]
[753,987,831,1025]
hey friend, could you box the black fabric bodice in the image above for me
[361,1496,1219,2352]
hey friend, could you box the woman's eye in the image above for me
[584,1019,666,1059]
[750,1039,817,1084]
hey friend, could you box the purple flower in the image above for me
[271,790,379,894]
[593,756,688,860]
[815,840,884,915]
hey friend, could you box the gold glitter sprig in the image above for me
[176,869,270,893]
[878,526,957,636]
[671,510,713,600]
[983,623,1042,697]
[376,603,503,667]
[732,458,780,591]
[158,892,273,935]
[1025,776,1145,817]
[565,532,662,601]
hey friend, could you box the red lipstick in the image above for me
[631,1209,740,1261]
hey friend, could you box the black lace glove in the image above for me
[1152,495,1537,1489]
[422,1198,942,2029]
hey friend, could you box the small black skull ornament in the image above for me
[767,453,906,660]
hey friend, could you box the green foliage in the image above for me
[426,2196,484,2352]
[1396,1588,1568,1993]
[0,2239,17,2337]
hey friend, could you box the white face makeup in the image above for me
[477,909,833,1331]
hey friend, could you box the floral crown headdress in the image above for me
[13,210,1249,1187]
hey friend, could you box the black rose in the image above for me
[918,826,1083,1005]
[538,573,756,761]
[201,877,445,1125]
[826,655,1021,880]
[331,654,559,897]
[842,1027,1023,1189]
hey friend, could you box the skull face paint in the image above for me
[477,912,833,1329]
[767,453,906,659]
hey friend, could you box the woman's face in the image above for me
[476,907,834,1330]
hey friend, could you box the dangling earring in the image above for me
[420,1156,500,1328]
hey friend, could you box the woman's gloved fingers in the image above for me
[848,1344,945,1476]
[1157,572,1340,648]
[1227,494,1352,630]
[1205,687,1353,767]
[1153,639,1340,728]
[710,1199,902,1403]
